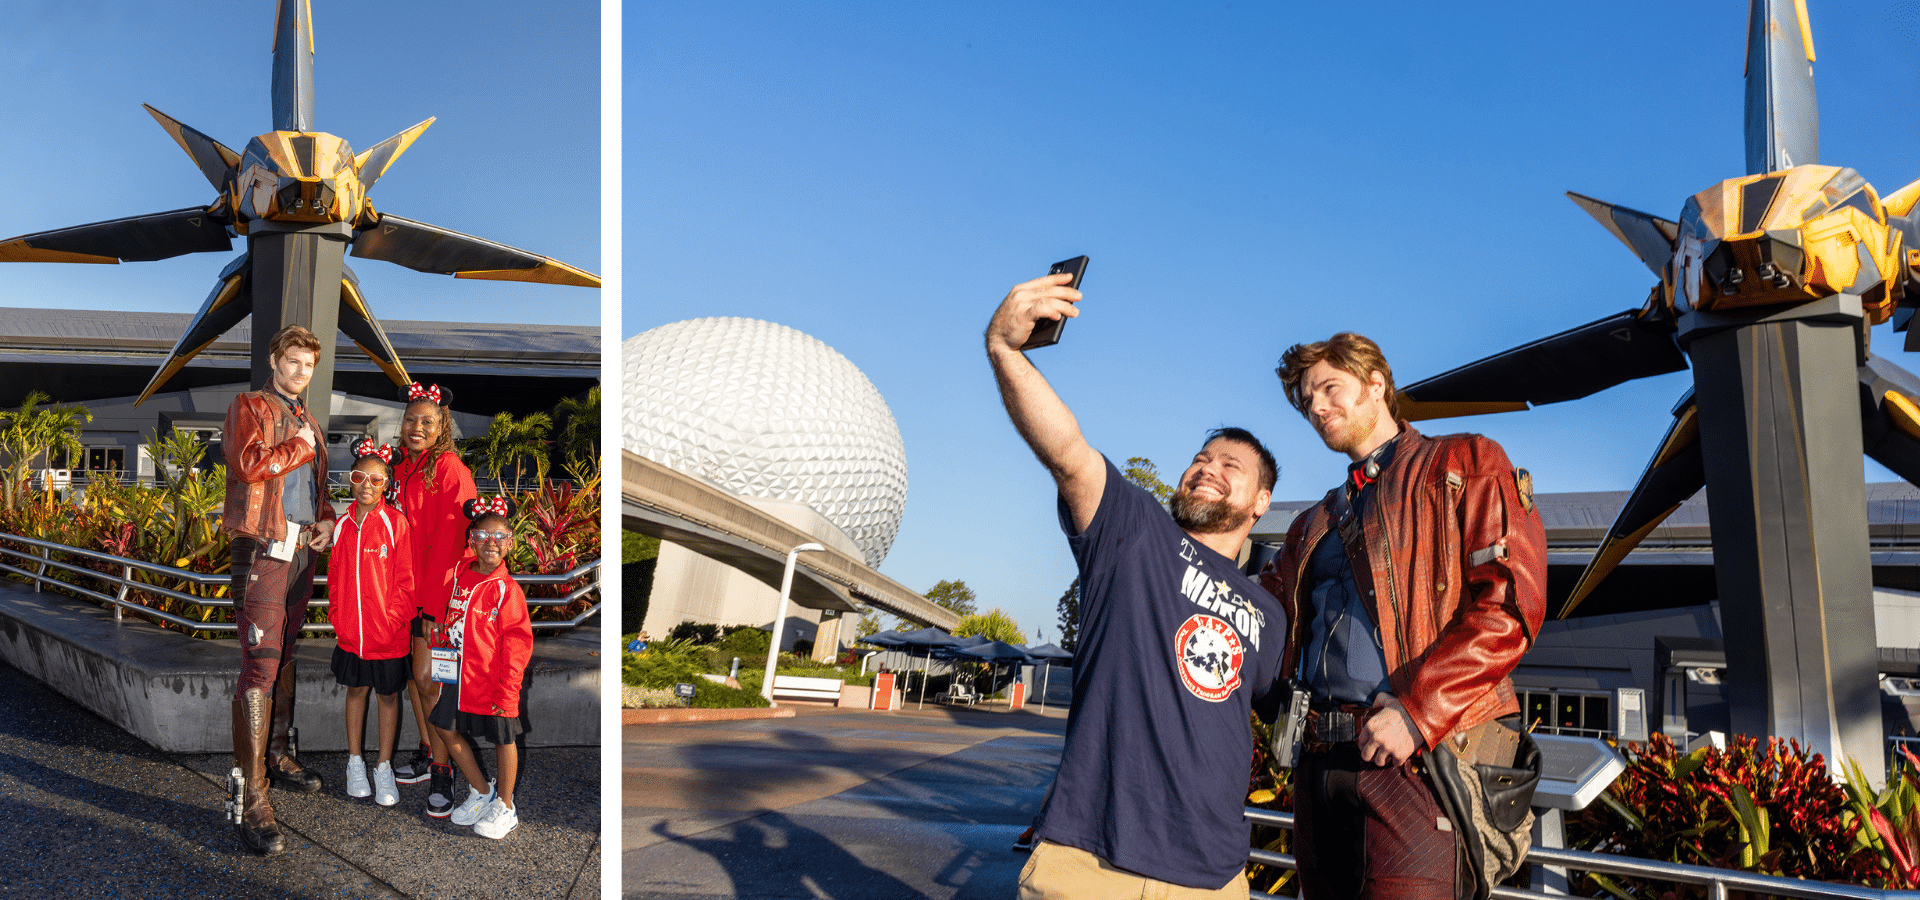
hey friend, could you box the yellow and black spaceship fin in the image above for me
[351,214,600,287]
[1556,394,1703,619]
[0,208,231,264]
[144,105,240,192]
[354,119,435,192]
[135,254,253,406]
[338,264,410,387]
[1566,192,1679,279]
[1396,308,1687,422]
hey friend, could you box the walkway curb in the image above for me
[623,706,796,724]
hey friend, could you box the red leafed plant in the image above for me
[1568,733,1891,897]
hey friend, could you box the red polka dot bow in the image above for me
[351,439,394,463]
[405,382,446,405]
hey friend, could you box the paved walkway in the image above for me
[0,658,600,899]
[623,704,1066,899]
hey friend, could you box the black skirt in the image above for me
[331,645,409,696]
[428,676,531,746]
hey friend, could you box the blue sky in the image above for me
[2,0,600,327]
[632,1,1920,642]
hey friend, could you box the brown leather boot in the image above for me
[266,662,324,793]
[233,688,286,855]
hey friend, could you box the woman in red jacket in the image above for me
[432,496,533,840]
[329,440,416,807]
[389,382,478,817]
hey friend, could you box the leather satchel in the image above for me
[1422,714,1540,900]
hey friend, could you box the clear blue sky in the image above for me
[632,1,1920,643]
[3,0,600,327]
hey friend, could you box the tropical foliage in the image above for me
[1567,733,1899,895]
[552,386,600,478]
[0,391,92,513]
[952,607,1023,644]
[460,410,553,493]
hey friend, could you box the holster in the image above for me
[1420,714,1540,900]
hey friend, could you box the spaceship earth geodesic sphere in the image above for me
[622,317,909,567]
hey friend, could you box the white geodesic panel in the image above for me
[622,317,908,567]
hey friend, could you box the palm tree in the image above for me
[0,391,92,512]
[460,411,553,493]
[551,386,600,479]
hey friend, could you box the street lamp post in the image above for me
[762,542,826,704]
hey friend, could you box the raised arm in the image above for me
[984,273,1106,532]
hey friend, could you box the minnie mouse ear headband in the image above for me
[464,496,517,522]
[350,438,395,463]
[401,382,454,407]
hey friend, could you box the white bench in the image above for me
[771,675,843,704]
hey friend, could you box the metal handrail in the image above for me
[1243,808,1920,900]
[0,531,600,633]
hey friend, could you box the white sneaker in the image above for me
[345,755,371,799]
[473,796,519,839]
[449,780,496,826]
[373,761,399,807]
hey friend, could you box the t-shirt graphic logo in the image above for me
[1174,614,1244,702]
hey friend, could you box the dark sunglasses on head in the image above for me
[349,471,389,486]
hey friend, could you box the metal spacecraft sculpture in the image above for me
[1390,0,1917,780]
[0,1,598,428]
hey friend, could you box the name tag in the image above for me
[430,647,459,684]
[265,518,300,561]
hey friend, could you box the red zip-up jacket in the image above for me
[390,450,477,621]
[328,503,417,661]
[447,560,532,719]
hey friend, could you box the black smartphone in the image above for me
[1020,255,1090,351]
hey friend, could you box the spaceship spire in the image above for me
[1744,0,1818,173]
[271,0,316,132]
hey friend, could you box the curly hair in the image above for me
[1276,332,1399,421]
[402,398,458,484]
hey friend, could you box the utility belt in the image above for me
[1303,702,1376,753]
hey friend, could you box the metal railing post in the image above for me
[33,545,47,592]
[114,563,131,624]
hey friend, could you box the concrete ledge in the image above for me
[0,580,600,752]
[623,706,796,725]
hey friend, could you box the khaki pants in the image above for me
[1018,840,1250,900]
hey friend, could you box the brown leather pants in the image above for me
[1294,743,1461,900]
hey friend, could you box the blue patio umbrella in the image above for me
[1021,642,1075,710]
[892,627,962,708]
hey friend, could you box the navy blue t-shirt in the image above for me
[1037,458,1287,888]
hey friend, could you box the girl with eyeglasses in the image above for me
[328,440,417,807]
[430,496,533,839]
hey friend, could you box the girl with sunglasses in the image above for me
[431,496,533,839]
[387,382,479,816]
[328,440,417,807]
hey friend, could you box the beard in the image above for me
[1315,401,1381,456]
[1170,487,1255,535]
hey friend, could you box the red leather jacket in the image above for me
[446,559,533,718]
[222,390,333,542]
[1260,425,1546,749]
[328,504,417,661]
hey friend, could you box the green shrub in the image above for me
[720,627,770,655]
[669,621,721,644]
